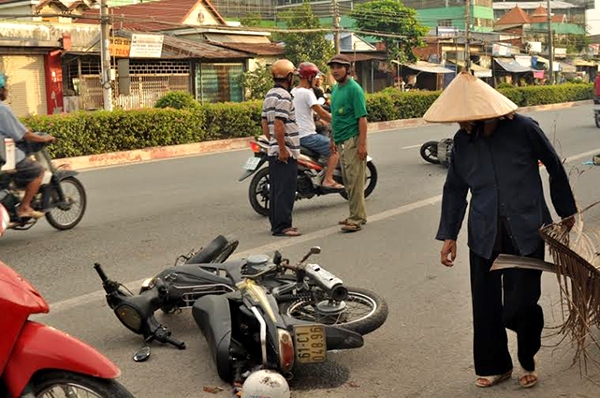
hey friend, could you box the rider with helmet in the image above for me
[261,59,302,237]
[0,72,55,220]
[291,62,343,190]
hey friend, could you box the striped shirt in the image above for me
[262,86,300,159]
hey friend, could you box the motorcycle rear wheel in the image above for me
[45,177,87,230]
[281,287,388,336]
[336,161,378,200]
[248,167,270,216]
[420,141,440,164]
[31,370,133,398]
[595,113,600,128]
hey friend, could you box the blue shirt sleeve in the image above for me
[0,106,27,142]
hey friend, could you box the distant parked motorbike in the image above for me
[420,138,453,167]
[94,235,388,383]
[0,137,87,231]
[0,234,133,397]
[239,136,378,216]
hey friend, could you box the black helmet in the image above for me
[327,54,352,67]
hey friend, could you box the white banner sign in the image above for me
[129,34,164,58]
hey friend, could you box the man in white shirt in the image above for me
[291,62,343,189]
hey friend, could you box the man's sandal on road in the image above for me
[475,370,512,388]
[273,227,301,237]
[341,223,362,232]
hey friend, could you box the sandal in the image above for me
[273,227,302,237]
[338,219,366,226]
[519,357,538,388]
[341,223,362,232]
[322,182,344,190]
[475,370,512,388]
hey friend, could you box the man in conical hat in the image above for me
[429,72,577,388]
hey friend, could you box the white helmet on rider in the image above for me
[241,370,290,398]
[0,205,9,236]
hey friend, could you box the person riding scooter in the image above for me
[0,72,55,219]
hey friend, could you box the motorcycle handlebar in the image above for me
[303,264,348,301]
[93,263,109,283]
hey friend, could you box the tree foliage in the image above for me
[277,2,334,72]
[240,12,263,27]
[350,0,428,63]
[241,63,273,101]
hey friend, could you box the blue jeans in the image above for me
[300,134,331,158]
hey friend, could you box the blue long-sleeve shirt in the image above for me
[435,114,577,260]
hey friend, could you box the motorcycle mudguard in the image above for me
[192,295,233,382]
[54,170,79,179]
[3,321,120,397]
[238,158,267,182]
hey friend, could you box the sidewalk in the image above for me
[53,100,591,171]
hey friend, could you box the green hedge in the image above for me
[23,83,593,159]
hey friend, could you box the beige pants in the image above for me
[339,135,367,225]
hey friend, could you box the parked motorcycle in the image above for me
[0,137,87,231]
[594,97,600,128]
[94,235,388,383]
[0,230,133,397]
[420,138,453,167]
[239,136,378,216]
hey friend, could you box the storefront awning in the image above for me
[558,62,577,73]
[494,58,533,73]
[392,60,454,74]
[449,60,492,78]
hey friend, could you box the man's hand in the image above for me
[441,239,457,267]
[44,135,56,143]
[357,142,367,161]
[278,149,289,163]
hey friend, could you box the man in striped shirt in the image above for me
[261,59,302,237]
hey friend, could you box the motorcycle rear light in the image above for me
[278,329,295,372]
[249,141,261,153]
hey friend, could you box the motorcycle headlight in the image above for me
[114,303,143,333]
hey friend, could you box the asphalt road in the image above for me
[2,105,600,397]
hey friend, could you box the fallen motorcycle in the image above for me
[420,138,453,167]
[239,136,378,216]
[0,137,87,231]
[0,217,133,397]
[94,235,388,383]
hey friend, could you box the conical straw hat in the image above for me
[423,72,518,123]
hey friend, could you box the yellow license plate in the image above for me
[293,325,327,363]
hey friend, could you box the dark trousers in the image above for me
[268,156,297,235]
[469,225,544,376]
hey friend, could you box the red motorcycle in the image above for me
[0,205,133,398]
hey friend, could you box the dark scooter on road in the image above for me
[420,138,453,167]
[94,236,388,384]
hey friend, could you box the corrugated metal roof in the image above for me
[161,35,249,60]
[209,41,284,56]
[392,60,454,74]
[494,58,532,73]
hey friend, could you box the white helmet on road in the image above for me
[241,370,290,398]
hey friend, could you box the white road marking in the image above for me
[46,147,600,314]
[401,144,422,149]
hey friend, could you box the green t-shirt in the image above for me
[330,78,368,144]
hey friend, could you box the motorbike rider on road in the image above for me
[291,62,343,190]
[0,72,55,219]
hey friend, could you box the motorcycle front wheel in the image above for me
[45,177,87,230]
[420,141,440,164]
[336,161,378,200]
[595,112,600,128]
[248,167,270,216]
[31,370,133,398]
[281,287,388,336]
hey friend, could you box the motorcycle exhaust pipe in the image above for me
[304,264,348,301]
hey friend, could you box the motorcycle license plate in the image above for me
[243,156,261,171]
[293,325,327,363]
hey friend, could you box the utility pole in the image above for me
[333,0,341,54]
[464,0,471,72]
[100,0,113,111]
[547,0,554,84]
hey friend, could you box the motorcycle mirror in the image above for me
[133,345,151,362]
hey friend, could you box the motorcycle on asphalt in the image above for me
[94,235,388,384]
[239,136,378,216]
[0,205,133,398]
[0,137,87,231]
[594,96,600,128]
[419,138,453,167]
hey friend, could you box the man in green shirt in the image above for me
[328,54,368,232]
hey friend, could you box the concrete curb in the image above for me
[52,99,592,171]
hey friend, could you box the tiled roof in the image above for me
[78,0,226,31]
[530,6,547,17]
[496,6,531,26]
[209,41,284,56]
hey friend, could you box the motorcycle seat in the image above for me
[300,146,324,161]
